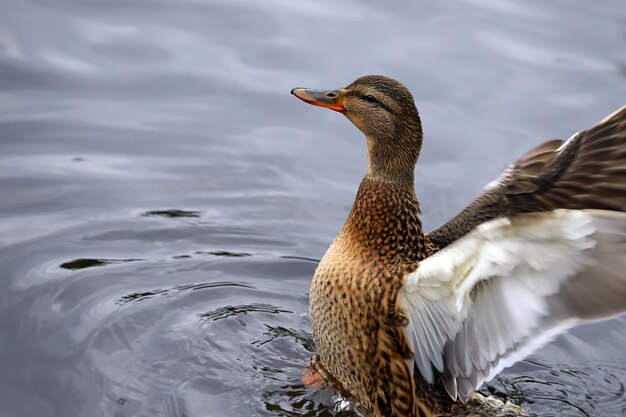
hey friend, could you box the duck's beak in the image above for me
[291,88,347,113]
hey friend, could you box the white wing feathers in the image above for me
[400,209,626,401]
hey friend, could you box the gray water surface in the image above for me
[1,1,625,416]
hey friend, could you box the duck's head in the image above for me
[292,75,423,182]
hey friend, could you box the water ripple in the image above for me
[199,303,293,322]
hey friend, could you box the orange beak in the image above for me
[291,87,347,113]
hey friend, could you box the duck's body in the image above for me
[292,76,626,417]
[312,177,429,416]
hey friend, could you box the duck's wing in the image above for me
[427,105,626,250]
[400,209,626,402]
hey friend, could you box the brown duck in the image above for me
[291,75,626,417]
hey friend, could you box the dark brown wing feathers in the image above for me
[427,105,626,250]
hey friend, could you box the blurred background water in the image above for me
[0,0,625,416]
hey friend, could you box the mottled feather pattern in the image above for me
[311,177,428,417]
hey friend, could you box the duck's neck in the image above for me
[340,175,427,263]
[364,127,422,183]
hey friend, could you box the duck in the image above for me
[291,75,626,417]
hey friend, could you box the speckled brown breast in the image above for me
[310,176,433,417]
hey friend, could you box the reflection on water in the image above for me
[142,210,203,218]
[60,258,144,270]
[1,0,625,416]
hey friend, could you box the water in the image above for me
[1,0,625,416]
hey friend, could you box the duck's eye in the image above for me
[364,95,378,104]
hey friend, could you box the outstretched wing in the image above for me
[400,209,626,401]
[427,105,626,250]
